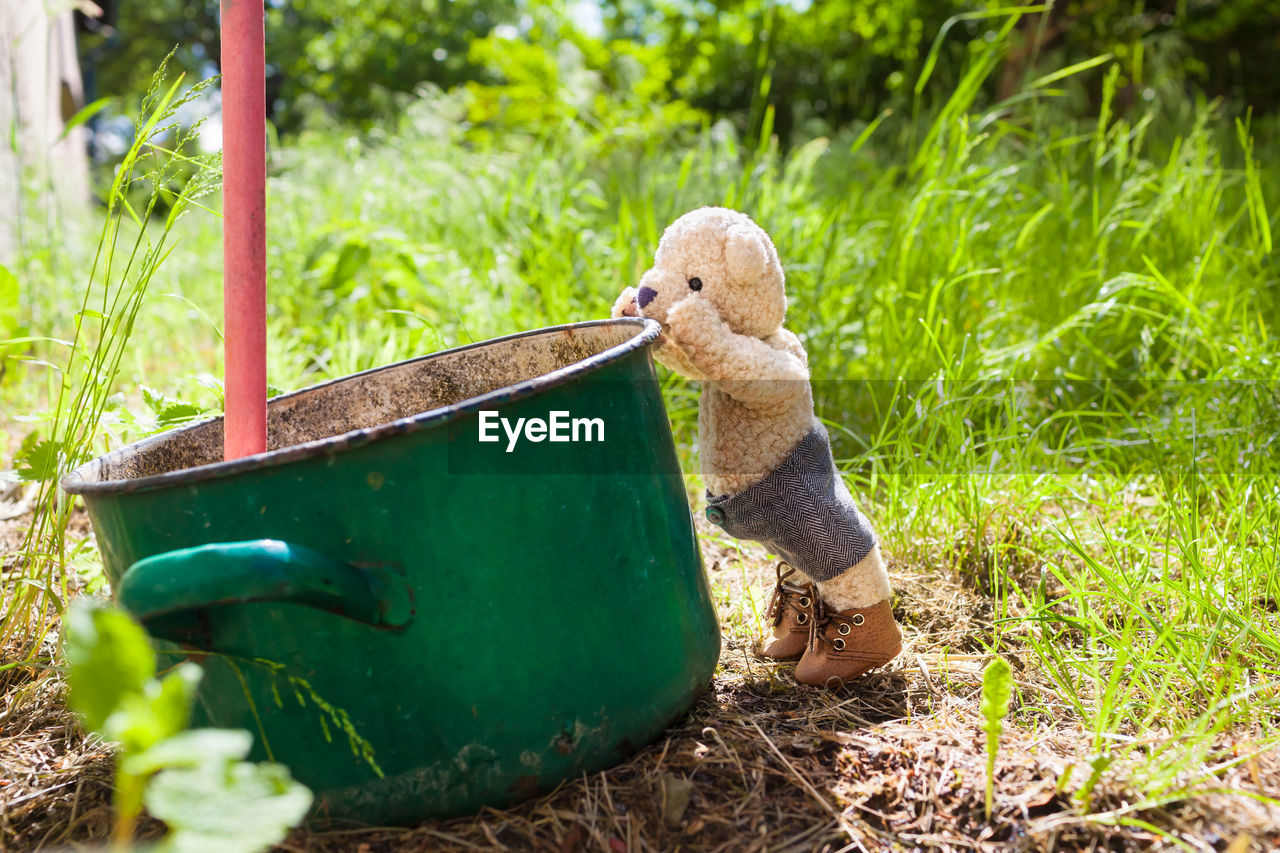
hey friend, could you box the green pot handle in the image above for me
[116,539,415,643]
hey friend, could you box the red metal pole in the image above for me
[221,0,267,460]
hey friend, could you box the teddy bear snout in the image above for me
[636,286,658,308]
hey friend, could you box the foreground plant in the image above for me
[4,54,220,653]
[63,600,311,852]
[980,655,1013,820]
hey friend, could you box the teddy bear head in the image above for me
[635,207,786,339]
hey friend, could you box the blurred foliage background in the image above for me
[77,0,1280,145]
[46,0,1278,450]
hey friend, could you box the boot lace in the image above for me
[765,562,813,626]
[807,599,866,653]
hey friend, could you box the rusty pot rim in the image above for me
[62,317,661,496]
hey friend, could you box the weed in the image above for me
[980,655,1013,819]
[3,55,221,655]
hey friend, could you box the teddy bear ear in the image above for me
[724,224,769,285]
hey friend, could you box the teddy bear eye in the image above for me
[688,277,703,291]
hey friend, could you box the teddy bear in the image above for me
[612,206,902,687]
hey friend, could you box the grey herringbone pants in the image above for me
[705,426,876,582]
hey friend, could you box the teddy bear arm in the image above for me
[698,331,811,408]
[713,375,810,409]
[710,327,812,406]
[665,296,808,391]
[679,333,809,408]
[652,339,706,379]
[768,328,809,366]
[677,325,808,382]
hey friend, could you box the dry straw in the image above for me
[2,512,1276,852]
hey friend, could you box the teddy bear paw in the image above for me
[665,295,721,341]
[611,287,640,319]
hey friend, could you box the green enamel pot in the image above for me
[61,318,719,826]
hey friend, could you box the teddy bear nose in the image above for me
[636,286,658,308]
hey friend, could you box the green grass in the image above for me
[3,25,1278,832]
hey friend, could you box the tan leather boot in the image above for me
[793,599,902,687]
[760,563,815,661]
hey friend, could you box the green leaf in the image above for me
[141,385,207,427]
[914,6,1047,96]
[63,601,156,732]
[123,729,253,778]
[981,656,1014,741]
[157,402,206,427]
[1024,54,1115,92]
[57,96,115,141]
[0,264,18,339]
[141,384,166,414]
[980,655,1013,819]
[1075,751,1114,811]
[104,663,202,753]
[148,761,313,853]
[15,437,62,482]
[324,237,373,296]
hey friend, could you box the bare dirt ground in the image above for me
[1,502,1278,852]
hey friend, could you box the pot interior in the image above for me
[70,321,646,486]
